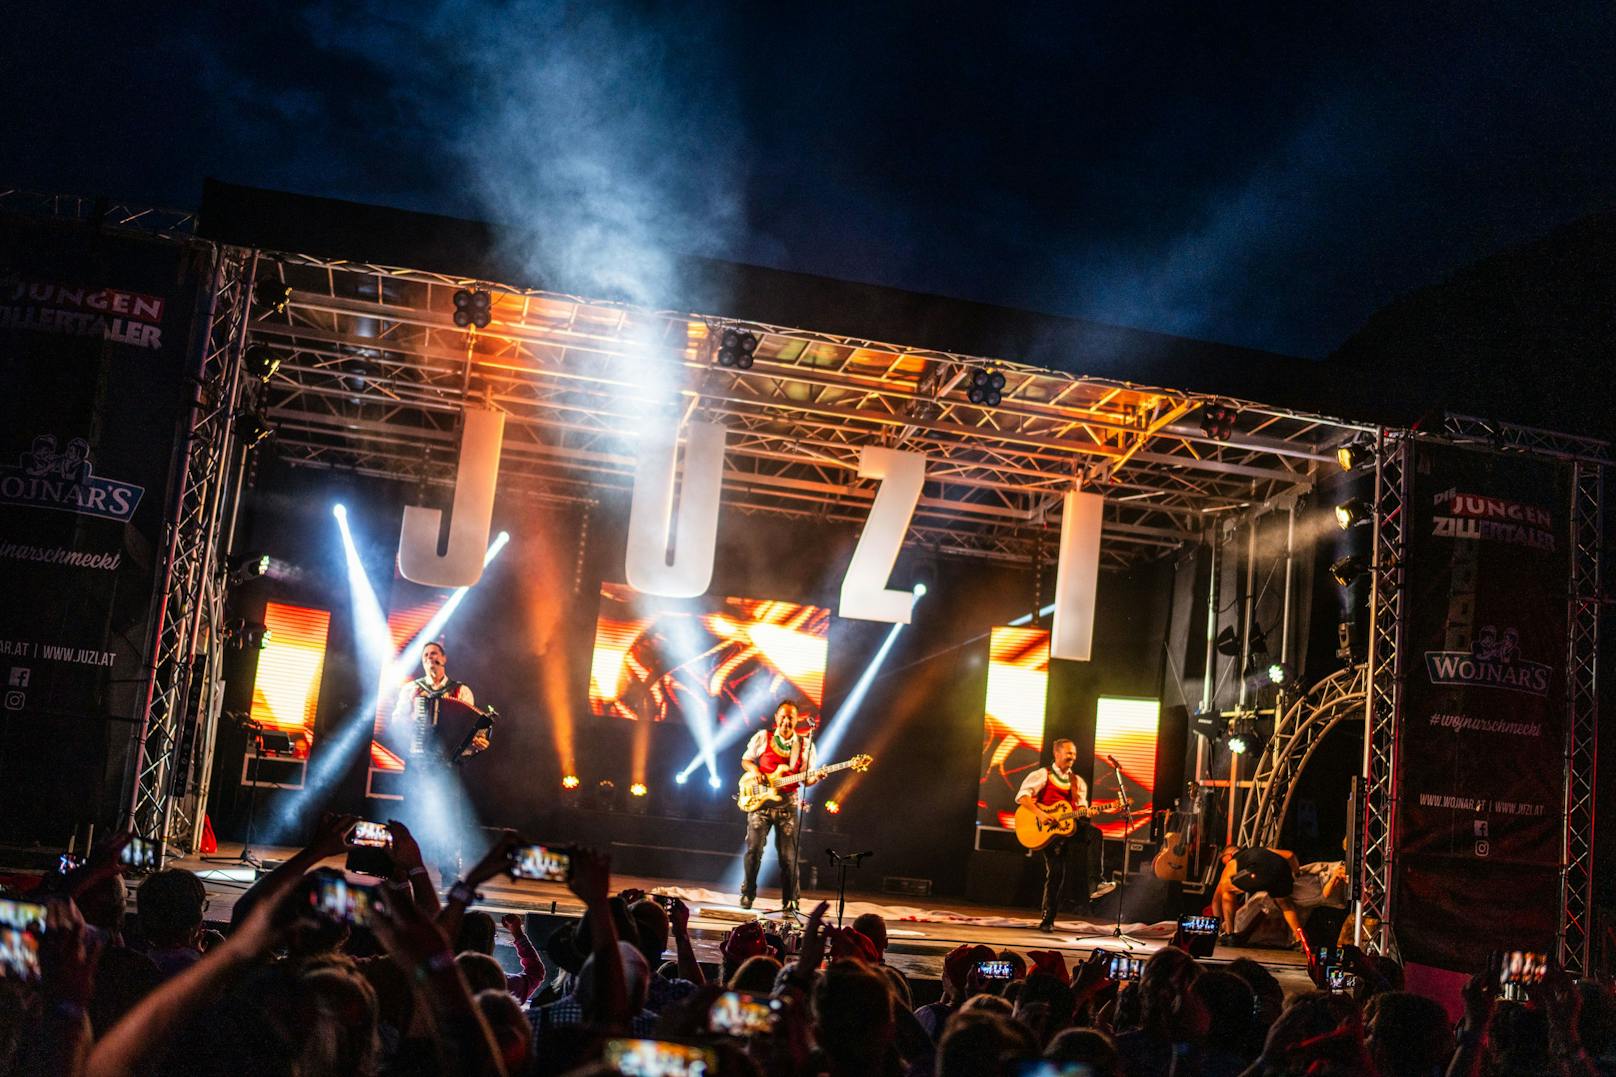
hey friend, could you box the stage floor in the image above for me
[175,844,1312,993]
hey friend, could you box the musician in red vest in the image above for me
[738,700,819,914]
[1016,737,1101,932]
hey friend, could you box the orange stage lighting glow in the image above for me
[588,584,828,725]
[1091,696,1160,839]
[561,774,581,790]
[248,603,332,758]
[977,626,1050,830]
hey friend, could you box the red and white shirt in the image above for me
[743,729,818,797]
[1016,765,1089,810]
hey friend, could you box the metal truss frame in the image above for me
[125,247,255,862]
[0,188,198,238]
[1237,665,1367,850]
[1356,429,1408,955]
[1560,458,1602,975]
[243,251,1369,566]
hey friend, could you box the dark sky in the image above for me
[6,2,1615,357]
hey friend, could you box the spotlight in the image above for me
[1227,717,1264,756]
[237,412,275,448]
[708,775,722,790]
[1227,730,1254,755]
[674,773,688,785]
[561,774,581,790]
[1266,661,1294,686]
[1200,404,1238,441]
[912,582,928,598]
[332,503,347,520]
[1337,443,1372,472]
[452,288,493,329]
[1329,554,1367,587]
[228,553,272,585]
[629,782,648,798]
[824,799,842,815]
[714,327,758,370]
[1335,498,1371,530]
[223,618,270,651]
[243,344,281,382]
[966,367,1004,407]
[253,279,292,314]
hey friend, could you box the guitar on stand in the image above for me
[1153,782,1203,881]
[735,755,873,812]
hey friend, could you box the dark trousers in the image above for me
[742,801,801,907]
[1039,825,1096,922]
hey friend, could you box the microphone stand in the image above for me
[1075,759,1147,948]
[768,721,815,923]
[826,849,872,928]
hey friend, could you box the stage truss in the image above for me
[1237,665,1367,851]
[240,253,1370,566]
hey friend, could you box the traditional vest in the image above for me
[756,731,805,790]
[1035,767,1080,809]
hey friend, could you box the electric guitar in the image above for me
[735,754,873,812]
[1013,800,1117,851]
[1153,782,1202,881]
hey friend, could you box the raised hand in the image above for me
[40,899,101,1005]
[308,812,360,860]
[667,896,691,935]
[386,819,425,874]
[465,828,523,887]
[500,912,525,935]
[797,899,831,973]
[566,846,612,906]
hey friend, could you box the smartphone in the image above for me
[1178,914,1220,958]
[975,959,1014,980]
[1105,953,1144,981]
[121,835,158,872]
[1493,949,1548,1001]
[344,820,394,877]
[1009,1063,1095,1077]
[706,991,783,1037]
[304,871,383,928]
[508,843,571,882]
[0,899,46,983]
[602,1038,716,1077]
[57,852,85,874]
[1325,965,1359,993]
[1314,944,1344,968]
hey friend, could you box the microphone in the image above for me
[1106,755,1122,770]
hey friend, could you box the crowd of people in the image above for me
[2,816,1613,1076]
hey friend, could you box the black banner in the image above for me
[0,214,210,842]
[1394,441,1570,970]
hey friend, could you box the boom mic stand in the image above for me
[826,849,873,928]
[1075,758,1147,948]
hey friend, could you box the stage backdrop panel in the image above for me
[1394,441,1571,971]
[587,583,827,724]
[1090,696,1159,839]
[0,215,208,841]
[246,602,331,759]
[977,626,1051,830]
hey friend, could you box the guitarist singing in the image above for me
[1016,738,1100,932]
[739,701,818,915]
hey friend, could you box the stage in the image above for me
[173,843,1313,995]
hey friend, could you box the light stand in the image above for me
[202,716,286,870]
[826,849,873,928]
[1074,759,1148,948]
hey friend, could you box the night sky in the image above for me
[6,3,1615,358]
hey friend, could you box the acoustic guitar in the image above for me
[1152,782,1202,881]
[1013,801,1115,851]
[735,754,873,812]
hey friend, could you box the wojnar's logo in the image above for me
[0,435,144,523]
[1425,625,1551,697]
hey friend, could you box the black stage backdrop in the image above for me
[0,214,209,843]
[1394,441,1570,970]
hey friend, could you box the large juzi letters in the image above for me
[398,407,505,587]
[625,421,726,598]
[839,446,926,623]
[1050,489,1104,661]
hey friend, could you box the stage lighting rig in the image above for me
[966,367,1006,406]
[228,553,272,586]
[629,782,648,798]
[1226,717,1263,756]
[452,288,492,329]
[1200,404,1239,441]
[237,411,275,449]
[1334,498,1371,530]
[824,799,842,814]
[253,279,292,314]
[1336,442,1373,472]
[713,327,758,369]
[243,344,281,383]
[561,774,581,790]
[223,618,271,651]
[1329,554,1367,587]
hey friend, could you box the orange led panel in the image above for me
[247,602,332,758]
[977,626,1050,829]
[1091,696,1159,839]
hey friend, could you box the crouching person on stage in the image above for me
[1215,845,1309,949]
[1016,738,1099,933]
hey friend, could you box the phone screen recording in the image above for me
[706,991,781,1037]
[509,843,571,882]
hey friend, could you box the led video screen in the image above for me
[247,602,331,758]
[1091,696,1159,839]
[977,626,1050,829]
[588,583,828,724]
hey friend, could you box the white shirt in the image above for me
[1015,765,1089,806]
